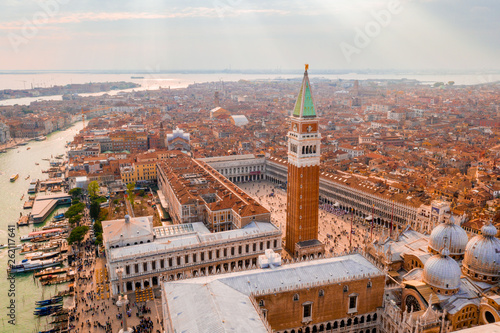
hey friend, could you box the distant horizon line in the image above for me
[1,69,500,75]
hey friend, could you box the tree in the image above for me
[89,201,101,221]
[65,202,85,218]
[95,234,103,246]
[67,226,89,245]
[69,214,82,225]
[94,220,103,234]
[433,82,444,88]
[126,182,136,206]
[447,81,455,86]
[87,181,100,199]
[68,187,82,200]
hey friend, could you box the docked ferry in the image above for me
[20,228,65,242]
[25,251,60,260]
[7,257,63,274]
[10,173,19,182]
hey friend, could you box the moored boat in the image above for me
[34,266,69,277]
[25,251,60,260]
[53,213,65,221]
[7,257,63,274]
[20,228,65,242]
[10,173,19,182]
[35,296,63,306]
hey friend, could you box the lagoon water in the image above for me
[1,72,499,106]
[0,122,83,332]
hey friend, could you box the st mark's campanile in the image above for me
[285,65,325,258]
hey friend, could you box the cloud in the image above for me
[0,7,290,30]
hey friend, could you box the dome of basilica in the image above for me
[423,247,462,294]
[463,222,500,283]
[428,217,468,257]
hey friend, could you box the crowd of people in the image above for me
[241,181,387,255]
[65,205,163,332]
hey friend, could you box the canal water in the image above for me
[0,122,82,332]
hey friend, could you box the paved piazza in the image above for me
[240,181,386,254]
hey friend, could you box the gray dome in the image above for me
[429,220,468,256]
[463,223,500,278]
[423,250,461,291]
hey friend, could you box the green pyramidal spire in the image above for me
[293,64,316,118]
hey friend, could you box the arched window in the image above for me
[258,300,264,307]
[293,294,299,301]
[343,285,349,293]
[366,314,371,322]
[373,313,377,321]
[319,289,324,297]
[367,281,372,288]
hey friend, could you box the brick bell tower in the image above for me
[285,64,325,258]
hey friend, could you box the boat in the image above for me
[0,244,6,249]
[10,174,19,182]
[21,242,60,254]
[7,257,63,274]
[35,136,47,141]
[20,228,65,242]
[35,162,39,165]
[41,272,75,286]
[17,215,29,227]
[131,76,145,79]
[35,296,63,306]
[25,251,60,261]
[27,147,31,150]
[53,213,65,221]
[25,175,30,180]
[20,194,24,201]
[33,304,63,316]
[31,234,67,243]
[34,267,69,277]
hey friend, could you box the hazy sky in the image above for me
[1,0,499,71]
